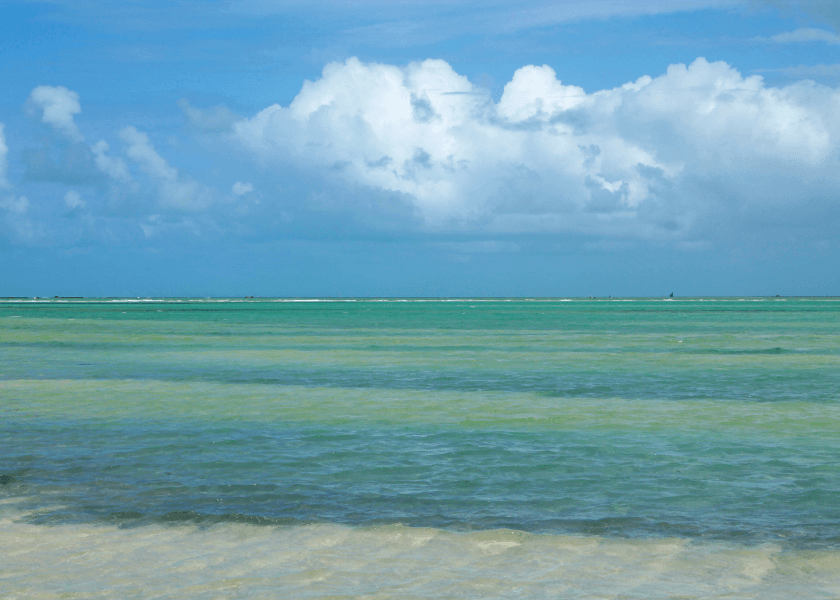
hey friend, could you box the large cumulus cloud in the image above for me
[5,57,840,250]
[235,57,840,241]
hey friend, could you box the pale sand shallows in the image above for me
[1,503,839,600]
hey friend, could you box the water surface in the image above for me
[1,297,838,598]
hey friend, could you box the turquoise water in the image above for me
[1,298,839,598]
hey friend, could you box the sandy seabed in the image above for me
[2,502,839,600]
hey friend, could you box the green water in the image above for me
[1,297,838,598]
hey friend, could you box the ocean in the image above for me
[1,297,838,598]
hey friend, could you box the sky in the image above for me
[1,0,839,297]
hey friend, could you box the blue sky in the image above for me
[1,0,839,296]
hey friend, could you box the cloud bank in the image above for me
[3,56,840,250]
[235,57,840,241]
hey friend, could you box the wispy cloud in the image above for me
[754,63,840,79]
[32,0,742,38]
[0,121,40,243]
[761,27,840,45]
[119,126,213,211]
[309,0,743,46]
[0,123,8,189]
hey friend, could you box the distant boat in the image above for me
[669,292,674,298]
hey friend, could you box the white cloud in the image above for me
[0,195,29,215]
[0,121,41,242]
[64,190,85,209]
[2,87,226,245]
[235,56,840,239]
[119,126,177,180]
[91,140,133,183]
[497,65,587,121]
[768,27,840,45]
[119,126,211,210]
[0,194,40,244]
[0,120,42,243]
[23,86,136,188]
[27,86,84,141]
[178,99,242,133]
[232,181,254,195]
[0,123,8,189]
[138,214,204,239]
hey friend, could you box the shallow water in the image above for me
[1,298,839,598]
